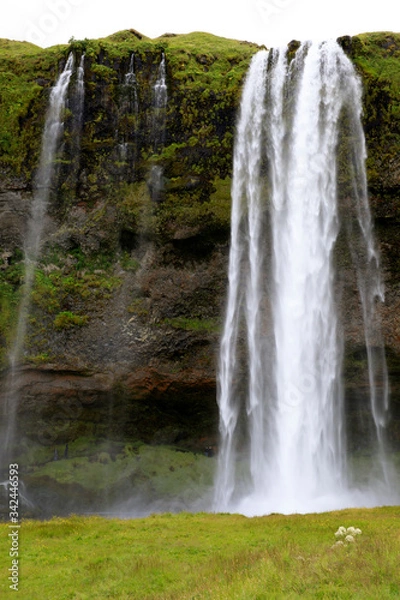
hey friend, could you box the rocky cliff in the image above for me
[0,30,400,479]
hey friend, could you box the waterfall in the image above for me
[214,40,397,515]
[149,53,168,200]
[124,53,139,114]
[71,54,85,178]
[116,53,139,175]
[153,52,168,151]
[75,54,85,133]
[1,53,74,468]
[25,53,74,264]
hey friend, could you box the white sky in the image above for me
[1,0,399,49]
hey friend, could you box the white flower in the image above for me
[331,540,345,548]
[334,526,347,537]
[333,525,362,545]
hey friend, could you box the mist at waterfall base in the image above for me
[214,40,400,517]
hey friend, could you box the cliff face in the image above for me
[0,31,400,460]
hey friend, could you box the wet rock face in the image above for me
[0,32,400,455]
[0,365,218,449]
[0,190,30,250]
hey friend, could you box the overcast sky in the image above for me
[2,0,399,49]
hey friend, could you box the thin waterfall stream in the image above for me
[1,54,75,469]
[149,52,168,200]
[214,40,398,515]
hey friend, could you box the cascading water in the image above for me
[214,40,397,515]
[153,52,168,152]
[69,54,85,180]
[124,53,139,114]
[149,52,168,200]
[1,54,75,469]
[75,54,85,133]
[116,53,139,174]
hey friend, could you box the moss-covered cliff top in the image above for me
[352,31,400,85]
[0,30,259,178]
[0,29,399,242]
[0,29,399,208]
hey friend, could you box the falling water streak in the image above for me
[75,54,85,133]
[154,53,167,108]
[271,41,347,508]
[116,53,139,171]
[124,53,139,114]
[125,53,135,84]
[1,54,74,465]
[70,54,85,177]
[153,53,168,152]
[214,51,269,510]
[215,40,394,515]
[244,54,269,493]
[149,53,168,201]
[339,56,391,483]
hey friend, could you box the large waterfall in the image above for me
[214,40,396,515]
[1,54,75,467]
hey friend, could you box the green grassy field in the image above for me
[0,506,399,599]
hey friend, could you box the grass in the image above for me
[0,506,399,599]
[161,316,220,333]
[352,32,400,88]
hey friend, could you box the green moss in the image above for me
[162,317,220,333]
[0,257,25,364]
[351,32,400,87]
[348,33,400,194]
[0,42,66,175]
[0,281,17,364]
[119,251,140,272]
[91,63,116,79]
[117,181,155,235]
[153,176,231,241]
[0,72,42,167]
[25,440,215,500]
[31,270,61,313]
[0,39,42,55]
[53,310,89,330]
[207,176,232,227]
[127,298,149,318]
[28,252,122,337]
[27,351,54,364]
[163,31,259,87]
